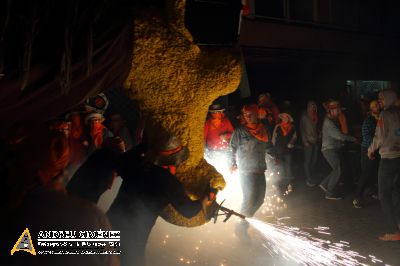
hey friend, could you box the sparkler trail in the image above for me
[204,151,388,266]
[247,218,387,266]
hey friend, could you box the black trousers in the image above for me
[304,143,319,183]
[378,158,400,233]
[355,147,379,199]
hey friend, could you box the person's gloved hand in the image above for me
[104,136,126,154]
[201,194,215,211]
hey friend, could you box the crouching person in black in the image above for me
[108,135,214,266]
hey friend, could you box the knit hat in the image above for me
[153,136,189,166]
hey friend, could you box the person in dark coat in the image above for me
[67,148,119,204]
[300,101,319,186]
[108,137,213,266]
[272,113,297,194]
[353,100,381,208]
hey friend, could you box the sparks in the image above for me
[247,218,384,266]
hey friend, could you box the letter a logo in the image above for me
[11,228,36,255]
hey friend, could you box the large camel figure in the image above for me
[125,0,241,226]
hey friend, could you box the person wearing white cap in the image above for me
[84,112,114,154]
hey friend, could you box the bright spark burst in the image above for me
[204,150,287,216]
[247,218,386,266]
[173,150,390,266]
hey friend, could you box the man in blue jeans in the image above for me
[368,90,400,241]
[320,100,356,200]
[229,104,269,240]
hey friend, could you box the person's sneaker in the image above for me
[319,184,327,192]
[371,194,379,200]
[352,199,363,208]
[378,232,400,241]
[325,195,343,200]
[306,181,317,187]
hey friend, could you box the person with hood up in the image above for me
[353,100,381,208]
[229,103,270,240]
[272,113,297,194]
[368,90,400,241]
[300,101,319,186]
[204,104,234,155]
[320,100,357,200]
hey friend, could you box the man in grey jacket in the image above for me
[368,90,400,241]
[229,104,269,240]
[300,101,319,186]
[320,100,356,200]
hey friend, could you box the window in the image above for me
[289,0,314,21]
[255,0,285,18]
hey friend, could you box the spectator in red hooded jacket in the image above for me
[204,104,234,154]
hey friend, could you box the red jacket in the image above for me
[204,117,234,150]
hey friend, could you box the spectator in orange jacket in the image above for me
[204,104,234,153]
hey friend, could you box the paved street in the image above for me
[146,175,400,266]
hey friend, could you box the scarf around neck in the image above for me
[91,123,105,149]
[280,122,293,137]
[245,122,268,142]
